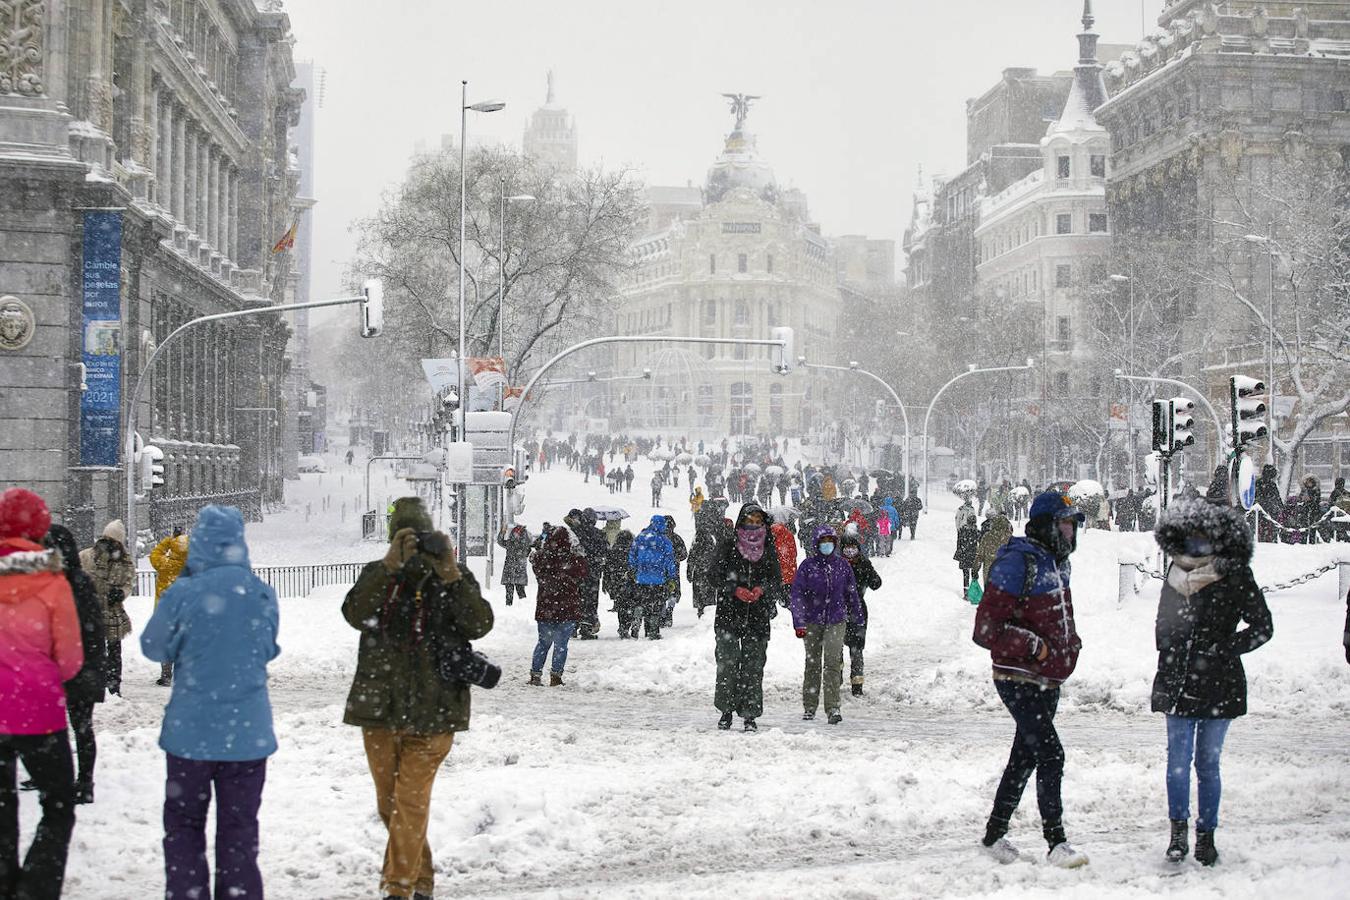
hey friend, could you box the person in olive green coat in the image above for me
[342,497,494,900]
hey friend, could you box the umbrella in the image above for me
[590,506,630,521]
[648,450,672,461]
[841,498,875,514]
[765,465,784,476]
[953,479,977,494]
[768,505,799,521]
[694,454,711,466]
[675,452,693,465]
[1012,485,1031,499]
[744,462,762,474]
[869,468,893,478]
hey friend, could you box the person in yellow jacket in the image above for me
[690,487,705,515]
[149,526,188,686]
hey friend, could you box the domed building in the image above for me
[611,98,843,436]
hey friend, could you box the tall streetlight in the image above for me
[1243,230,1278,463]
[1109,272,1137,488]
[797,358,911,494]
[497,179,536,364]
[921,359,1036,509]
[457,81,505,559]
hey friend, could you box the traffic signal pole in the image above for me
[1114,372,1227,468]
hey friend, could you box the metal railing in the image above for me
[135,561,368,599]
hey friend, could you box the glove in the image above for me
[107,587,125,605]
[795,627,807,639]
[383,529,418,573]
[733,586,755,603]
[430,540,462,584]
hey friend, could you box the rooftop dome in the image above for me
[705,94,778,205]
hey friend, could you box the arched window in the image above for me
[730,382,754,435]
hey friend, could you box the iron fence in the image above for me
[135,561,368,599]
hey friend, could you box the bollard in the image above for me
[1118,562,1136,607]
[1340,560,1350,601]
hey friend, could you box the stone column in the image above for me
[197,136,209,245]
[150,86,165,206]
[183,125,197,233]
[218,156,231,262]
[206,147,219,249]
[172,107,187,224]
[228,168,239,262]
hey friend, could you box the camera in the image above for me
[416,530,450,557]
[436,642,501,690]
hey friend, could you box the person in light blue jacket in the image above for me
[141,504,279,900]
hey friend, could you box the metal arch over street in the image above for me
[798,360,912,495]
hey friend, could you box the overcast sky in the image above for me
[285,0,1153,305]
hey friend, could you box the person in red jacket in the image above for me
[972,490,1087,869]
[0,488,84,899]
[769,515,797,594]
[530,526,589,686]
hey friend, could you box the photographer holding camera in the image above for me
[342,497,495,900]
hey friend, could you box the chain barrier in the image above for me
[1247,502,1345,535]
[1125,558,1340,595]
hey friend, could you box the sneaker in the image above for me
[827,712,843,725]
[1046,842,1090,868]
[742,718,757,732]
[802,711,816,721]
[981,836,1020,864]
[717,712,733,730]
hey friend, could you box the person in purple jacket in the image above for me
[790,526,864,724]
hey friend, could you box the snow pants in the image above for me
[162,753,266,900]
[801,623,845,715]
[635,584,666,638]
[361,729,454,899]
[0,731,75,900]
[714,629,768,719]
[989,681,1064,838]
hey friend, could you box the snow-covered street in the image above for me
[24,452,1346,898]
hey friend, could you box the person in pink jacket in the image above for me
[0,487,84,900]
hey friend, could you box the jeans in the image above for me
[163,753,267,900]
[1165,715,1231,831]
[361,729,453,898]
[714,630,768,718]
[67,698,96,789]
[0,732,76,900]
[801,623,845,714]
[531,621,575,675]
[990,680,1064,832]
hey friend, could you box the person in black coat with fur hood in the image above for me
[1152,499,1273,867]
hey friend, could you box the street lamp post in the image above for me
[1243,229,1278,463]
[1109,272,1137,489]
[921,360,1035,510]
[457,81,505,559]
[797,359,912,495]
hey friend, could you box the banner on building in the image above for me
[79,211,123,466]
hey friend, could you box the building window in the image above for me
[1054,371,1070,396]
[666,303,672,324]
[734,299,748,326]
[766,254,773,273]
[730,382,754,434]
[1057,156,1071,179]
[709,254,716,274]
[1056,214,1072,235]
[1089,213,1108,233]
[703,299,716,325]
[703,344,714,360]
[1056,316,1071,343]
[1090,155,1106,178]
[737,253,748,273]
[1055,264,1072,288]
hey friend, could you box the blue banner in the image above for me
[79,211,123,466]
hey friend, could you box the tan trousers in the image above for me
[361,728,455,898]
[801,622,845,715]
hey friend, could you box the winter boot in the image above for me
[802,710,816,721]
[851,676,864,697]
[527,672,543,686]
[717,711,733,730]
[1194,829,1218,867]
[74,781,94,805]
[549,672,564,687]
[827,711,843,725]
[743,718,757,732]
[1165,819,1189,862]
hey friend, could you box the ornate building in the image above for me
[614,99,842,436]
[0,0,303,544]
[522,71,577,171]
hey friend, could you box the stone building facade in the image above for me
[0,0,302,545]
[615,110,842,436]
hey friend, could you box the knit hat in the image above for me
[387,497,433,539]
[0,488,51,541]
[101,519,127,545]
[1028,491,1085,523]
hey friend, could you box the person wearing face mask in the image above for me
[79,520,134,697]
[1151,499,1273,867]
[838,534,881,697]
[707,502,784,732]
[972,491,1087,869]
[790,526,864,725]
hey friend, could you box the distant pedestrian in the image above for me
[80,519,134,697]
[149,526,188,686]
[530,526,588,685]
[140,505,280,900]
[955,512,980,590]
[651,472,664,507]
[899,492,922,539]
[496,524,532,607]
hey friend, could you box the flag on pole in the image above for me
[503,386,524,411]
[270,222,298,254]
[468,357,507,389]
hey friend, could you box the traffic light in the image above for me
[360,278,384,338]
[874,399,885,419]
[1230,375,1269,447]
[503,466,517,490]
[141,444,165,490]
[1168,397,1195,453]
[770,326,794,375]
[1151,400,1168,452]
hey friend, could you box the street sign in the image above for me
[445,441,474,483]
[1235,456,1256,510]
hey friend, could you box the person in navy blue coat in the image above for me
[141,505,280,900]
[628,516,677,639]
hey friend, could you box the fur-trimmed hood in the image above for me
[1154,498,1253,575]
